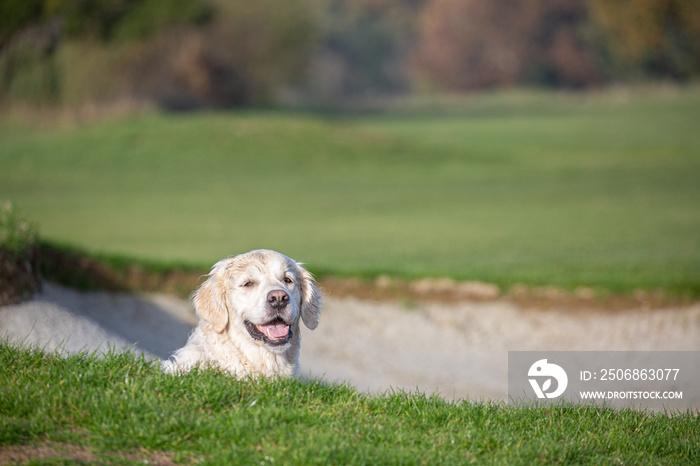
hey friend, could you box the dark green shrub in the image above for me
[0,202,41,305]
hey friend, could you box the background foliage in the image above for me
[0,0,317,108]
[1,0,699,108]
[0,202,41,305]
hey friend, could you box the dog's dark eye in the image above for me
[284,277,293,284]
[242,280,254,287]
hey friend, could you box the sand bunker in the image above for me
[2,283,698,402]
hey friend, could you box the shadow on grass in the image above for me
[38,240,205,298]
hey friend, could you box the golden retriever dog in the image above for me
[162,249,322,378]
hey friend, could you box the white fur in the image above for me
[162,249,322,378]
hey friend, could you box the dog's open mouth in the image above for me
[245,318,293,346]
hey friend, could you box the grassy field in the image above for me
[1,341,698,465]
[1,87,699,295]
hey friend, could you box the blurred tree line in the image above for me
[1,0,699,108]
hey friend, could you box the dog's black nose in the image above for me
[267,290,289,309]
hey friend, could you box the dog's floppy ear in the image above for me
[297,263,322,330]
[193,262,230,334]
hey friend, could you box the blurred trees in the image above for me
[1,0,699,108]
[306,0,420,100]
[123,0,318,108]
[412,0,600,90]
[0,0,215,105]
[588,0,700,80]
[412,0,700,91]
[0,0,317,108]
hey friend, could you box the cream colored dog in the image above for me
[162,250,322,378]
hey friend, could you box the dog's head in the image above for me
[193,250,322,352]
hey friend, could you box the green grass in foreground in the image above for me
[1,87,700,296]
[1,342,698,465]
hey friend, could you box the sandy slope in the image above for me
[2,283,699,403]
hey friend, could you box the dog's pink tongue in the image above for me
[258,324,289,340]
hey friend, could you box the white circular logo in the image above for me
[528,359,568,399]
